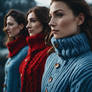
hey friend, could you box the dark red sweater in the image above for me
[6,35,27,57]
[19,33,51,92]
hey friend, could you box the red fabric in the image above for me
[6,35,27,57]
[19,33,51,92]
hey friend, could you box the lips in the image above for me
[51,30,59,34]
[7,32,11,37]
[7,31,11,35]
[28,29,33,33]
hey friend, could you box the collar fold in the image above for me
[26,33,46,55]
[7,35,27,57]
[51,33,90,59]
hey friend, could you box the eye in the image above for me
[29,18,38,23]
[55,12,64,17]
[7,22,14,26]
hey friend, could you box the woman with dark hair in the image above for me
[3,9,28,92]
[41,0,92,92]
[19,6,51,92]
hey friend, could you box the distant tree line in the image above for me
[0,0,36,48]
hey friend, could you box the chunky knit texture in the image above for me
[7,35,27,57]
[3,35,28,92]
[41,33,92,92]
[19,33,51,92]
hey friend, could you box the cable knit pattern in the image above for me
[19,33,51,92]
[41,33,92,92]
[51,33,90,59]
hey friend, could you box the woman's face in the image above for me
[49,1,83,39]
[6,16,22,38]
[26,12,43,36]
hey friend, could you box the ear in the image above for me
[19,24,24,30]
[77,13,85,26]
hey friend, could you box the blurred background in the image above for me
[0,0,92,92]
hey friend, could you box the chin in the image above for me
[54,35,61,39]
[8,35,12,37]
[54,34,66,39]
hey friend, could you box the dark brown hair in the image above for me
[4,9,28,42]
[27,6,51,46]
[50,0,92,49]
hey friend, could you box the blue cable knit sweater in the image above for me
[41,33,92,92]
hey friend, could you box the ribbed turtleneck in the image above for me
[26,33,46,55]
[7,35,27,57]
[51,33,90,59]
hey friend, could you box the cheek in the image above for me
[10,26,17,31]
[33,23,43,33]
[13,26,21,34]
[58,18,78,37]
[59,17,77,31]
[59,17,71,27]
[33,23,41,29]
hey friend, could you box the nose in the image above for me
[26,22,31,29]
[26,24,28,29]
[5,26,9,32]
[49,17,56,27]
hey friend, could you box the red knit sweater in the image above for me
[6,35,27,57]
[19,33,51,92]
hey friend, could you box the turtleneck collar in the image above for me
[51,33,90,59]
[26,33,46,55]
[7,35,27,57]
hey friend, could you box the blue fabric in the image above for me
[41,33,92,92]
[3,46,28,92]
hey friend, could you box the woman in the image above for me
[19,6,51,92]
[41,0,92,92]
[3,9,28,92]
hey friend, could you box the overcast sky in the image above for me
[35,0,51,6]
[35,0,92,6]
[86,0,92,3]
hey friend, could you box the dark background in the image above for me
[0,0,92,92]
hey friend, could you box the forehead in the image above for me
[27,12,36,19]
[50,1,70,14]
[7,16,15,22]
[7,16,16,23]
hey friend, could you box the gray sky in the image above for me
[35,0,92,6]
[86,0,92,3]
[35,0,51,6]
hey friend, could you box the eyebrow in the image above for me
[50,9,64,15]
[29,17,37,19]
[54,9,64,13]
[29,17,39,20]
[27,17,38,21]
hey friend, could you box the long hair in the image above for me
[27,6,51,46]
[50,0,92,50]
[4,9,29,42]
